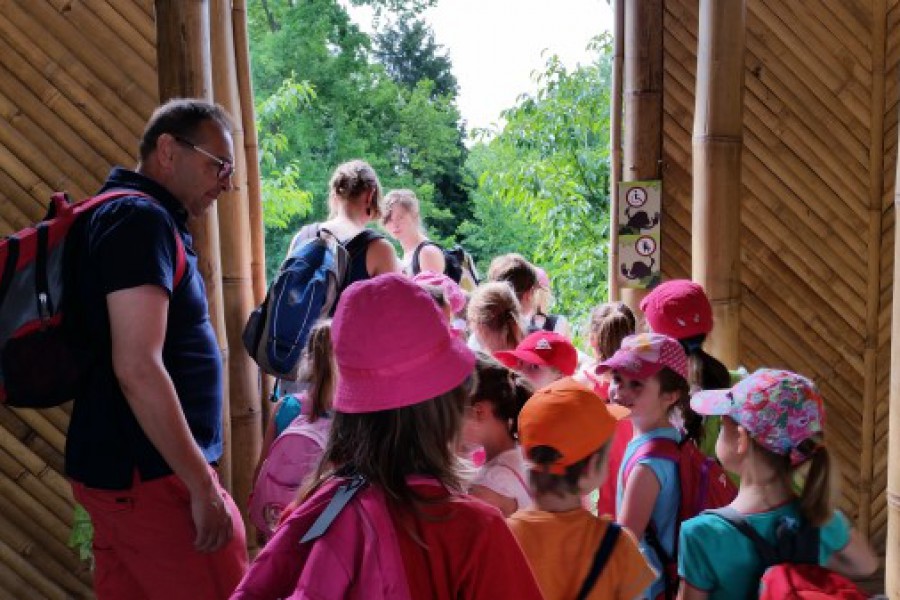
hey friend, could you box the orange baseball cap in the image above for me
[518,377,629,475]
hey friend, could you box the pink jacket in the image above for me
[232,477,411,600]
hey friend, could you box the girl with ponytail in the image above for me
[679,369,878,599]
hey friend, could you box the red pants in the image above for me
[72,467,248,600]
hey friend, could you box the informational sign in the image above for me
[617,180,661,289]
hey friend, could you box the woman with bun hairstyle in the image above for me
[289,159,401,286]
[232,274,543,600]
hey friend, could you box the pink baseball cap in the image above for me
[691,369,826,465]
[640,280,713,340]
[332,273,476,413]
[595,333,688,380]
[412,271,467,314]
[494,331,578,376]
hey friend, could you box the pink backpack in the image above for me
[249,415,330,537]
[233,476,413,600]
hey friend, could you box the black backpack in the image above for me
[411,241,480,290]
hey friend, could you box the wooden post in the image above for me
[210,0,262,549]
[858,0,888,552]
[887,91,900,600]
[155,0,233,488]
[232,0,275,427]
[621,0,663,315]
[608,0,625,302]
[691,0,745,368]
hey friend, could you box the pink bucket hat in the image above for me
[595,333,688,380]
[332,273,476,413]
[691,369,825,465]
[640,280,713,340]
[412,271,467,314]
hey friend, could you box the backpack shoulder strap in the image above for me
[704,507,781,567]
[301,474,368,544]
[343,228,384,259]
[86,189,187,290]
[622,437,680,485]
[410,240,442,275]
[575,522,621,600]
[544,314,559,332]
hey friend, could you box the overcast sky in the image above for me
[346,0,613,134]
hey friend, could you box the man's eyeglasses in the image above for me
[173,135,234,180]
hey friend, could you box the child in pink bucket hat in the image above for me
[678,369,878,599]
[233,274,542,600]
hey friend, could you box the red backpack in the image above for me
[0,190,185,408]
[622,437,738,598]
[706,507,867,600]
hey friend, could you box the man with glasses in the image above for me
[66,98,247,599]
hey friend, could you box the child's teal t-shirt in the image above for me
[616,427,681,600]
[678,503,850,600]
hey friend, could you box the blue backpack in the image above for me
[243,225,378,379]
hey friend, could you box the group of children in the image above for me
[239,264,879,600]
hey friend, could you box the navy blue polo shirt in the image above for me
[65,168,223,490]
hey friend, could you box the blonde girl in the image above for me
[467,281,525,354]
[597,333,703,599]
[678,369,878,600]
[381,189,446,275]
[577,301,637,517]
[294,160,401,283]
[462,353,535,516]
[249,320,335,540]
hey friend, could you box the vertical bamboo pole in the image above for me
[155,0,233,488]
[608,0,625,302]
[232,0,275,428]
[691,0,745,369]
[887,85,900,600]
[859,0,887,547]
[621,0,663,316]
[210,0,262,551]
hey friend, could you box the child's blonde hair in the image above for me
[468,282,524,350]
[328,159,383,219]
[589,301,636,359]
[298,320,335,423]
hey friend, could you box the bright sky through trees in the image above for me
[346,0,613,132]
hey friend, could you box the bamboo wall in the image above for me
[660,0,899,576]
[0,1,157,596]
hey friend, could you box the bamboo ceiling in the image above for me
[660,0,899,571]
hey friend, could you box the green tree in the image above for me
[463,37,613,329]
[248,0,470,277]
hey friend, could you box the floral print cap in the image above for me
[595,333,688,380]
[691,368,826,465]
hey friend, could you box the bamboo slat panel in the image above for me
[661,0,899,562]
[0,0,158,596]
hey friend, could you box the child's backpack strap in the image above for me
[301,474,368,543]
[575,523,621,600]
[621,437,680,486]
[704,507,820,567]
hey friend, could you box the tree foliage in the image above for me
[463,36,613,328]
[248,0,468,276]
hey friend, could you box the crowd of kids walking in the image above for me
[237,160,881,600]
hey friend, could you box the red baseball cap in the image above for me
[494,331,578,376]
[640,279,714,340]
